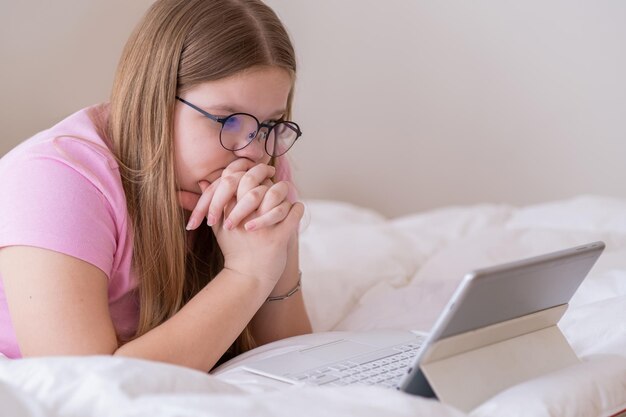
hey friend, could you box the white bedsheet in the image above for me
[1,195,625,416]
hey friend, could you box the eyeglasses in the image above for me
[176,96,302,157]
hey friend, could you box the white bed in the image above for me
[1,195,625,417]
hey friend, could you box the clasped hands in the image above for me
[177,159,303,283]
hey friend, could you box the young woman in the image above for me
[0,0,311,371]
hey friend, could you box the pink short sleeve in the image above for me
[0,153,117,278]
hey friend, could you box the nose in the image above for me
[232,130,266,162]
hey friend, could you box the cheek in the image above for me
[173,123,209,186]
[173,130,236,190]
[173,134,194,188]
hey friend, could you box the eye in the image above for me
[222,115,243,132]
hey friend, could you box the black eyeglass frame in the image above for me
[175,96,302,157]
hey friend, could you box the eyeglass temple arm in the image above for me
[175,96,222,123]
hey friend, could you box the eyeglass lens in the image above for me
[220,114,299,156]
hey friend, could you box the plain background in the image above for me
[1,1,625,217]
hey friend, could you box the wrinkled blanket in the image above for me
[1,195,625,417]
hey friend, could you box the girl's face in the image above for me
[173,66,293,194]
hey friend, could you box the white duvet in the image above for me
[1,195,625,417]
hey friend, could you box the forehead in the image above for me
[183,67,293,116]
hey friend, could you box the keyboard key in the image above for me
[289,341,423,388]
[309,374,340,385]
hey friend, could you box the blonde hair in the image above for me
[105,0,296,361]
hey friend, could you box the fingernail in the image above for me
[186,216,198,230]
[245,222,256,231]
[224,219,233,230]
[207,213,216,226]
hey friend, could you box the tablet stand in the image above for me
[419,304,579,412]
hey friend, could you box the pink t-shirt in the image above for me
[0,106,138,358]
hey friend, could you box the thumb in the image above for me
[198,180,210,192]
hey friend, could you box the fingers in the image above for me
[198,180,210,192]
[183,160,279,231]
[241,181,290,230]
[243,201,290,231]
[219,201,304,239]
[185,179,220,230]
[257,181,289,214]
[222,158,257,177]
[209,163,275,227]
[223,184,268,230]
[236,164,275,200]
[226,180,290,230]
[207,172,245,226]
[281,201,305,232]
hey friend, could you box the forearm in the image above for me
[114,268,274,371]
[250,236,312,345]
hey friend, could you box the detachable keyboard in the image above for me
[288,340,423,388]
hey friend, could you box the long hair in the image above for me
[106,0,296,359]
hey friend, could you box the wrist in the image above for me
[221,266,277,291]
[266,271,302,302]
[268,267,301,296]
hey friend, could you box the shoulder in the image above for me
[0,105,125,208]
[2,105,117,176]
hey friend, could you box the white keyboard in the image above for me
[288,340,423,388]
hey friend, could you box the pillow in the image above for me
[506,195,626,233]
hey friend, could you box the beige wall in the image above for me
[0,1,154,151]
[2,1,625,217]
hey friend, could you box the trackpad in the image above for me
[300,340,374,362]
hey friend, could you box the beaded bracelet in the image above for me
[266,271,302,302]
